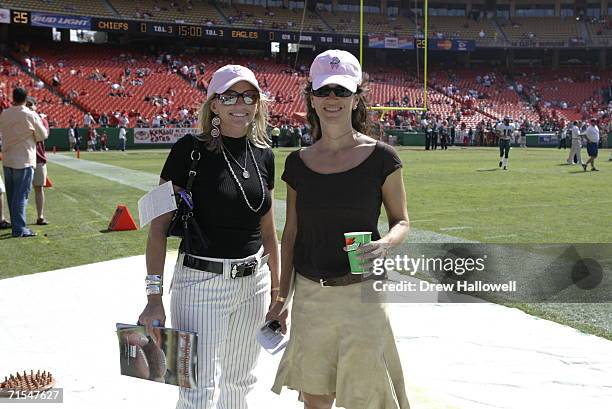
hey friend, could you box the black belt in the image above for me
[299,271,386,287]
[183,254,259,279]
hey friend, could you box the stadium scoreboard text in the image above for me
[89,17,361,46]
[4,9,473,51]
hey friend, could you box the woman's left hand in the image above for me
[266,300,289,335]
[351,240,393,272]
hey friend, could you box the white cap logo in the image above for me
[330,57,341,70]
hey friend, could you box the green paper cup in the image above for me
[344,231,372,274]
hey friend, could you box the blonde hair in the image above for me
[197,94,271,153]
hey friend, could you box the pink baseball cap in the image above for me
[309,50,362,93]
[206,65,262,101]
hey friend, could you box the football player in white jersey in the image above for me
[496,116,515,170]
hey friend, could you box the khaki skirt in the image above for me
[272,274,410,409]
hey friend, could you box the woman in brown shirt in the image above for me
[268,50,411,408]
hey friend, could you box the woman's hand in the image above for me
[266,301,289,335]
[352,240,393,273]
[138,297,166,337]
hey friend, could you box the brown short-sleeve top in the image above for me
[281,141,402,279]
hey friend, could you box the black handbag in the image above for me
[167,134,211,254]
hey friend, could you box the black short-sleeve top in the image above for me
[161,135,274,259]
[282,141,402,279]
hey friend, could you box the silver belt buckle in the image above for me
[230,264,239,279]
[320,278,330,288]
[230,260,258,279]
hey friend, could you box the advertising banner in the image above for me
[133,128,198,144]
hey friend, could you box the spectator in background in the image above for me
[424,118,432,150]
[87,126,98,151]
[566,121,583,166]
[431,119,439,150]
[100,130,109,151]
[83,112,95,127]
[52,73,61,87]
[583,119,600,171]
[152,114,161,128]
[440,121,448,150]
[26,97,50,226]
[0,88,48,237]
[271,125,280,147]
[118,126,127,151]
[280,123,290,147]
[73,124,82,152]
[99,112,109,127]
[0,172,10,229]
[292,125,302,147]
[67,126,76,151]
[120,113,129,128]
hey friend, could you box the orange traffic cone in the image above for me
[108,205,138,231]
[44,176,53,188]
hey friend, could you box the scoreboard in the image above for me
[1,8,360,46]
[89,17,360,46]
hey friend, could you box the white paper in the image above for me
[137,181,177,228]
[256,321,289,355]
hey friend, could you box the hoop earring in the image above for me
[211,115,221,138]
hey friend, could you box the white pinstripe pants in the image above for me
[170,248,270,409]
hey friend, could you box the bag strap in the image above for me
[185,134,202,193]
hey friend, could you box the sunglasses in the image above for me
[217,91,259,105]
[311,85,354,98]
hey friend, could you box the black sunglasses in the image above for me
[217,91,259,105]
[311,85,354,98]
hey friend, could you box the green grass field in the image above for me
[1,146,610,337]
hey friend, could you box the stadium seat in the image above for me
[0,0,113,18]
[109,0,223,25]
[1,58,83,127]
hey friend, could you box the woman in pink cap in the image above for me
[138,64,286,408]
[268,50,411,408]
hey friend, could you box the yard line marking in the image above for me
[61,192,78,203]
[484,234,518,239]
[47,155,475,244]
[415,199,612,215]
[48,154,159,192]
[439,226,473,231]
[89,208,106,219]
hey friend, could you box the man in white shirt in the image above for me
[583,119,600,171]
[496,116,515,170]
[83,112,95,127]
[566,121,584,165]
[0,88,48,237]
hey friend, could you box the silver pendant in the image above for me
[242,170,250,179]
